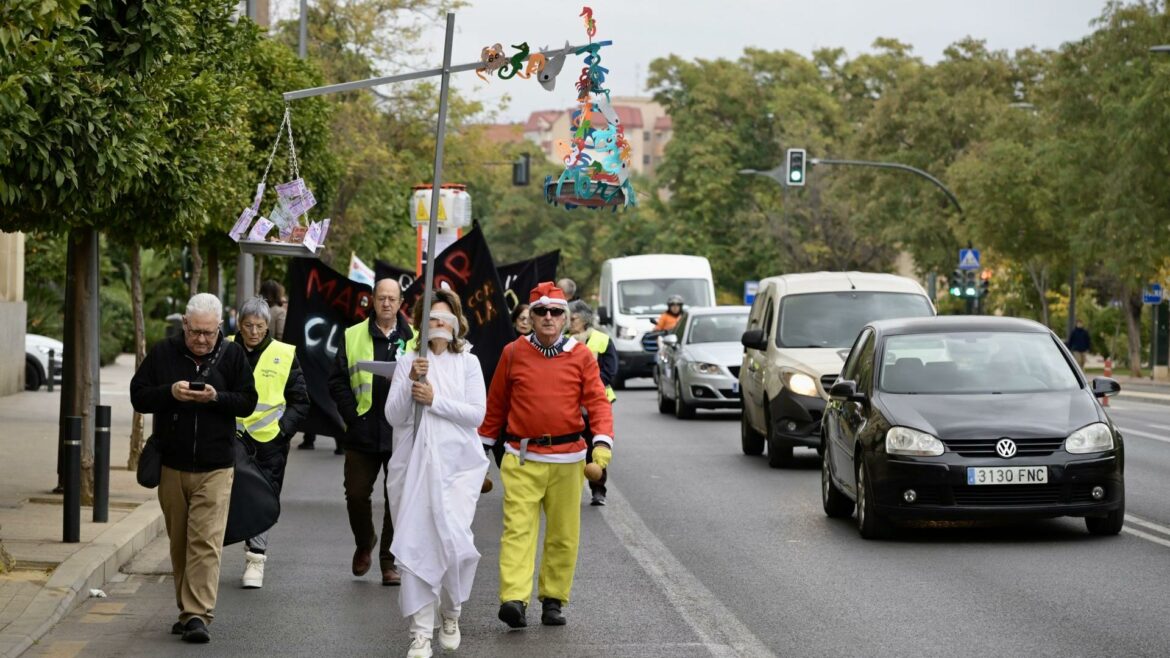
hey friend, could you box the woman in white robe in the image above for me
[385,289,489,658]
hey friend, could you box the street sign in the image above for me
[1143,283,1163,305]
[958,248,981,271]
[744,280,759,305]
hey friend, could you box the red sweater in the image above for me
[479,337,614,463]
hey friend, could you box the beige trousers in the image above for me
[159,465,234,624]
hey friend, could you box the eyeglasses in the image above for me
[186,328,219,339]
[240,323,267,333]
[531,307,565,317]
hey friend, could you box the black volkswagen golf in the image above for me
[822,316,1124,539]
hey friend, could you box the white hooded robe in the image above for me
[384,347,489,617]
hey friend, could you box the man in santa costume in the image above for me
[479,282,614,628]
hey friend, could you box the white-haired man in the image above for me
[131,293,257,643]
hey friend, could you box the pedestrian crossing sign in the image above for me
[958,248,981,271]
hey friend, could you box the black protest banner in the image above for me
[497,250,560,312]
[286,259,372,437]
[374,259,417,292]
[402,227,513,386]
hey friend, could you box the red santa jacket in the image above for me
[478,336,614,463]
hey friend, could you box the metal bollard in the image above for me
[63,416,81,543]
[93,405,110,523]
[47,349,55,392]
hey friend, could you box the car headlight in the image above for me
[688,362,722,375]
[886,426,944,457]
[616,324,637,340]
[782,371,819,397]
[1065,422,1115,454]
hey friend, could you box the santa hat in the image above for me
[529,281,569,308]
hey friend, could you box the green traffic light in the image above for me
[790,171,802,182]
[965,287,977,297]
[949,286,962,296]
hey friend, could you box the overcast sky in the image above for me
[274,0,1112,122]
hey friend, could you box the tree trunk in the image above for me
[61,227,98,504]
[1026,262,1049,328]
[127,246,147,470]
[207,243,220,300]
[1124,287,1144,377]
[189,236,203,297]
[254,254,264,290]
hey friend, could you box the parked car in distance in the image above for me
[656,306,750,418]
[25,333,63,391]
[822,316,1124,539]
[739,272,935,468]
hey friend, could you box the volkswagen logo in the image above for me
[996,438,1018,459]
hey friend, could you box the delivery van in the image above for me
[596,255,716,388]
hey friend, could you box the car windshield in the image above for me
[879,331,1081,394]
[777,292,934,348]
[687,313,748,344]
[618,279,711,315]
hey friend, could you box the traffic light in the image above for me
[964,270,978,298]
[786,148,806,187]
[979,269,991,297]
[949,269,963,297]
[512,153,530,186]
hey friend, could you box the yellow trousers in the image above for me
[498,453,584,603]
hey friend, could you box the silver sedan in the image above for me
[656,306,750,419]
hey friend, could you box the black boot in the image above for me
[541,598,566,626]
[181,618,210,643]
[498,600,527,628]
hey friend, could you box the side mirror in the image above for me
[662,334,678,347]
[1091,376,1121,399]
[741,328,766,351]
[598,306,611,326]
[829,379,866,403]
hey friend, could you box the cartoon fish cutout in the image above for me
[538,42,570,91]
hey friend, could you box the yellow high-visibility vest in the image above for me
[585,330,617,403]
[345,320,375,416]
[236,340,297,443]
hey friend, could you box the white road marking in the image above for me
[601,484,775,658]
[1122,526,1170,550]
[1125,514,1170,538]
[1146,423,1170,432]
[1117,426,1170,444]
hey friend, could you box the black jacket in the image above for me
[327,314,413,454]
[130,332,258,471]
[233,333,310,441]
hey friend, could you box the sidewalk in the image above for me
[0,355,162,658]
[1082,354,1170,404]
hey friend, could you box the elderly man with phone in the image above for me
[131,293,257,644]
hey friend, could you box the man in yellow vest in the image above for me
[233,296,309,589]
[568,300,617,506]
[328,278,414,586]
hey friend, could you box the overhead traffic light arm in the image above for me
[808,158,963,216]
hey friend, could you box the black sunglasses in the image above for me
[531,307,565,317]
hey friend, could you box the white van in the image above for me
[738,272,935,467]
[596,255,716,388]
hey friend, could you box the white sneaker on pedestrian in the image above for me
[439,616,461,650]
[406,634,433,658]
[242,551,266,589]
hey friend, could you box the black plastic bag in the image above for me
[224,436,281,546]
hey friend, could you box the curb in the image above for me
[0,500,164,658]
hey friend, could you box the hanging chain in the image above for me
[260,104,290,187]
[285,104,301,182]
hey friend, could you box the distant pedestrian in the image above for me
[130,293,257,644]
[511,303,532,336]
[385,287,489,658]
[556,277,579,302]
[1068,319,1091,368]
[259,280,287,341]
[328,278,414,586]
[232,296,309,589]
[568,300,617,506]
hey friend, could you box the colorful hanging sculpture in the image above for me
[543,7,636,210]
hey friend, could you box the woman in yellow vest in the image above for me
[567,300,617,506]
[233,296,310,589]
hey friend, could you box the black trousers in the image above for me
[343,450,395,570]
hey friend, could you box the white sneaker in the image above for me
[406,634,433,658]
[439,616,461,650]
[242,551,266,589]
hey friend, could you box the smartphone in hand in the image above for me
[189,381,206,391]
